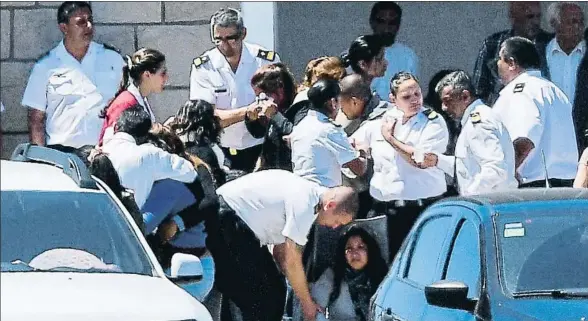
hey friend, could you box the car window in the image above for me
[1,190,154,275]
[405,215,452,286]
[444,220,480,298]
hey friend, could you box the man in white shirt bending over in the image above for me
[208,170,358,321]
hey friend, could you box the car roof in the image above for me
[440,188,588,206]
[1,160,103,193]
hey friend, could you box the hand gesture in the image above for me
[246,102,263,121]
[417,152,438,169]
[259,100,278,119]
[301,299,325,321]
[157,218,179,243]
[381,116,397,139]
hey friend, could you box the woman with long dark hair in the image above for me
[98,48,168,145]
[341,35,388,85]
[306,225,388,321]
[170,99,226,186]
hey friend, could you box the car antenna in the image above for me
[541,149,550,188]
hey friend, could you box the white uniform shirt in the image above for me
[101,82,156,145]
[371,42,419,101]
[101,132,197,208]
[354,107,448,201]
[189,42,280,150]
[21,41,124,148]
[436,100,518,195]
[493,70,579,182]
[217,169,323,246]
[546,39,585,105]
[290,109,359,188]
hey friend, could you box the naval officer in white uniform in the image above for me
[190,8,281,172]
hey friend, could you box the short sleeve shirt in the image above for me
[21,41,124,148]
[290,109,359,188]
[189,42,280,150]
[217,169,322,246]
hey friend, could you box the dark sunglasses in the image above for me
[213,34,241,43]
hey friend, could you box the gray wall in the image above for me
[276,1,588,93]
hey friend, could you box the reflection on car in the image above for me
[370,188,588,321]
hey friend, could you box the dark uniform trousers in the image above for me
[205,196,286,321]
[221,144,263,173]
[369,196,442,262]
[519,178,574,188]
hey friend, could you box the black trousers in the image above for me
[221,144,263,173]
[519,178,574,188]
[370,196,442,262]
[206,196,286,321]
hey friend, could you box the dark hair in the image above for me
[171,100,222,146]
[147,124,186,156]
[341,35,385,75]
[115,106,152,140]
[100,48,166,119]
[434,70,476,100]
[423,69,458,112]
[74,146,124,199]
[250,63,297,110]
[339,74,372,102]
[57,1,92,24]
[389,71,420,96]
[369,1,402,24]
[329,225,388,306]
[501,36,541,70]
[307,79,341,111]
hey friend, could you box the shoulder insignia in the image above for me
[102,43,121,54]
[470,112,482,124]
[513,83,525,93]
[257,49,276,62]
[193,55,210,68]
[423,109,439,120]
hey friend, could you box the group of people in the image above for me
[8,1,588,321]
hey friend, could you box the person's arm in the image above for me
[325,127,367,176]
[28,109,46,146]
[573,148,588,188]
[175,162,219,229]
[147,146,197,183]
[273,239,323,321]
[22,63,50,146]
[244,111,268,138]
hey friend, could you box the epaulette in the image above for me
[193,55,210,68]
[102,43,121,54]
[470,111,482,124]
[513,83,525,93]
[257,49,276,62]
[423,108,439,120]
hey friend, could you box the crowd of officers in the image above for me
[8,1,588,321]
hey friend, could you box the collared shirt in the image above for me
[217,169,322,246]
[472,29,553,106]
[371,42,419,101]
[101,132,197,208]
[335,92,392,136]
[436,99,518,195]
[290,109,359,188]
[355,107,449,201]
[21,41,124,148]
[546,39,586,105]
[101,82,156,144]
[493,70,579,182]
[189,42,281,150]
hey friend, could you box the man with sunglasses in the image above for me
[21,1,124,153]
[473,2,553,106]
[369,2,419,101]
[190,8,281,173]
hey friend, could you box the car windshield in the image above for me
[495,203,588,295]
[1,190,154,276]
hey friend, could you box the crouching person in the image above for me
[206,169,358,321]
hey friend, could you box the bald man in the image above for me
[336,74,392,136]
[207,169,358,321]
[473,1,554,106]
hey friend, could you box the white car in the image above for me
[0,144,214,321]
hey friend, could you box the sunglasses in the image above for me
[213,34,241,45]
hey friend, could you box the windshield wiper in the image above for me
[513,289,588,298]
[9,259,39,271]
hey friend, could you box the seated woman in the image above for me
[170,100,227,187]
[297,225,388,321]
[98,48,168,145]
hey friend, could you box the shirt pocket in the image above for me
[209,72,232,108]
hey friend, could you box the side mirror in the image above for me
[169,253,203,283]
[425,280,476,312]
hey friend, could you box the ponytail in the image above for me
[99,56,133,119]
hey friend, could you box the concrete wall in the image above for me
[276,1,588,91]
[0,1,237,158]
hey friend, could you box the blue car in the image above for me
[370,188,588,321]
